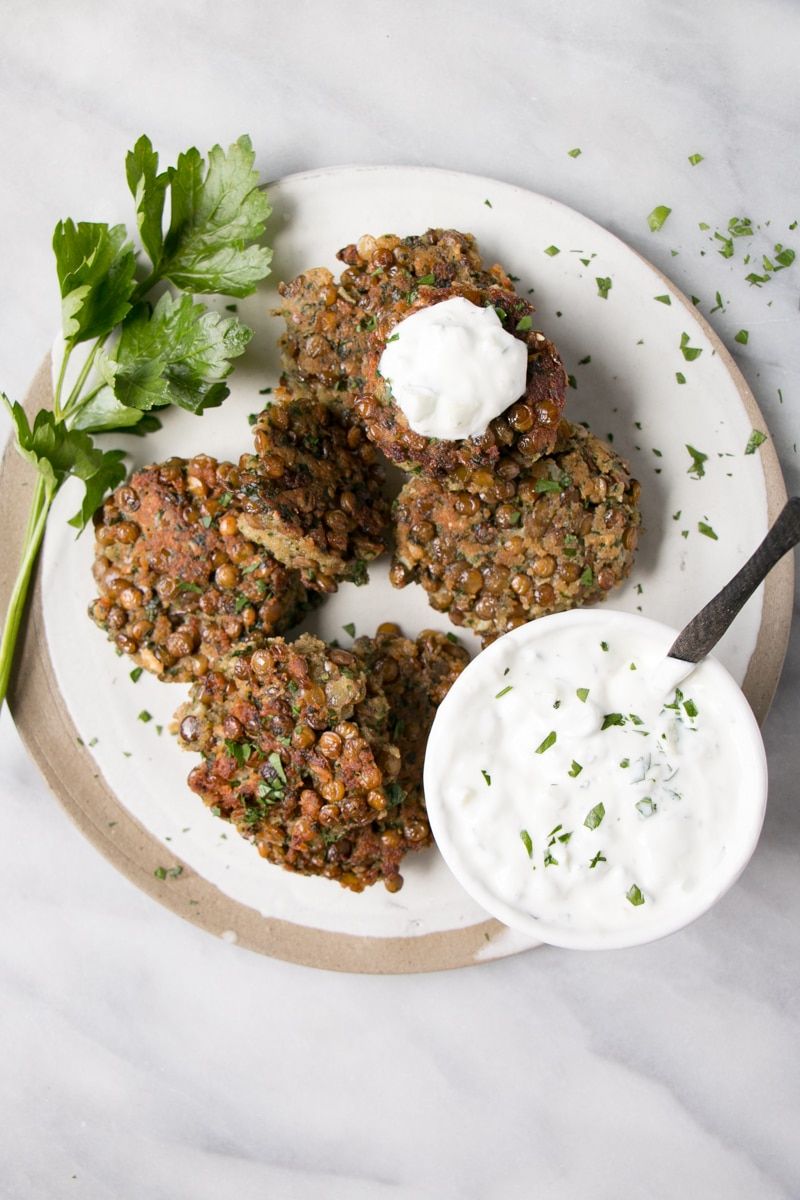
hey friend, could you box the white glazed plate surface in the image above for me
[39,166,775,958]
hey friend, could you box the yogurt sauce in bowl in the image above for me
[424,610,768,950]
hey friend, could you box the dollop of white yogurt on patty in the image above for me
[377,296,528,440]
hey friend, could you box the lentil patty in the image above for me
[354,283,567,476]
[236,390,390,592]
[390,424,641,643]
[89,456,313,682]
[277,228,515,405]
[175,628,469,892]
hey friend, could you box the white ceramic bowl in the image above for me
[424,610,768,950]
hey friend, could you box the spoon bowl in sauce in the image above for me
[424,609,767,950]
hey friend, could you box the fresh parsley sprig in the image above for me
[0,135,272,709]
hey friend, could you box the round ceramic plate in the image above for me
[1,166,791,973]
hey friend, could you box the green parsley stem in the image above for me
[63,338,106,419]
[52,341,73,422]
[0,474,53,709]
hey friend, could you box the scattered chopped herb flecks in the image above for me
[138,710,152,723]
[535,731,557,754]
[734,329,749,345]
[600,641,609,652]
[584,802,605,830]
[698,521,718,540]
[680,331,703,361]
[688,153,704,166]
[579,566,593,586]
[544,245,560,256]
[676,371,686,385]
[446,632,458,643]
[534,477,566,494]
[745,429,768,455]
[225,739,253,768]
[601,713,626,730]
[178,582,203,593]
[589,850,607,869]
[647,206,672,232]
[495,685,513,699]
[342,622,356,638]
[683,698,699,718]
[154,865,183,880]
[568,374,578,390]
[520,829,533,858]
[635,797,657,818]
[543,851,559,868]
[130,667,143,683]
[620,757,630,768]
[654,294,671,305]
[578,354,591,365]
[596,276,612,299]
[626,884,645,906]
[515,314,532,333]
[481,769,492,787]
[576,687,590,703]
[686,444,708,478]
[484,198,492,208]
[568,760,583,778]
[567,147,582,158]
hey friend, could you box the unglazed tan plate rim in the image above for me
[0,167,793,974]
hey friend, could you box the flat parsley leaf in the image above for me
[52,220,136,344]
[104,293,252,414]
[160,135,272,295]
[2,396,126,528]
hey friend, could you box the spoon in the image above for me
[653,496,800,693]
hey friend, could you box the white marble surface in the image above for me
[1,1,799,1196]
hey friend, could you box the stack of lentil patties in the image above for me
[88,272,470,892]
[279,228,642,645]
[87,227,640,894]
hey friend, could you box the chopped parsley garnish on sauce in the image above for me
[520,829,534,858]
[138,710,152,723]
[576,687,590,703]
[647,205,672,232]
[578,354,591,365]
[154,865,183,880]
[584,802,605,830]
[600,641,609,652]
[130,667,143,683]
[626,884,646,906]
[698,521,718,540]
[710,291,725,313]
[619,758,630,768]
[481,769,492,787]
[495,685,513,699]
[342,622,356,638]
[654,294,671,305]
[589,850,607,869]
[636,797,657,818]
[535,731,557,754]
[601,713,626,730]
[544,245,560,256]
[686,444,708,478]
[683,698,699,718]
[596,276,612,299]
[688,153,704,166]
[745,429,768,455]
[680,331,703,361]
[735,329,749,345]
[567,147,582,158]
[568,760,583,777]
[484,198,492,208]
[676,371,687,385]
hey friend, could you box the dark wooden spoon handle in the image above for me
[668,496,800,663]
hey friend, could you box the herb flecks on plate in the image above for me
[0,135,272,709]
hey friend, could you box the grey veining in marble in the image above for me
[1,2,799,1197]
